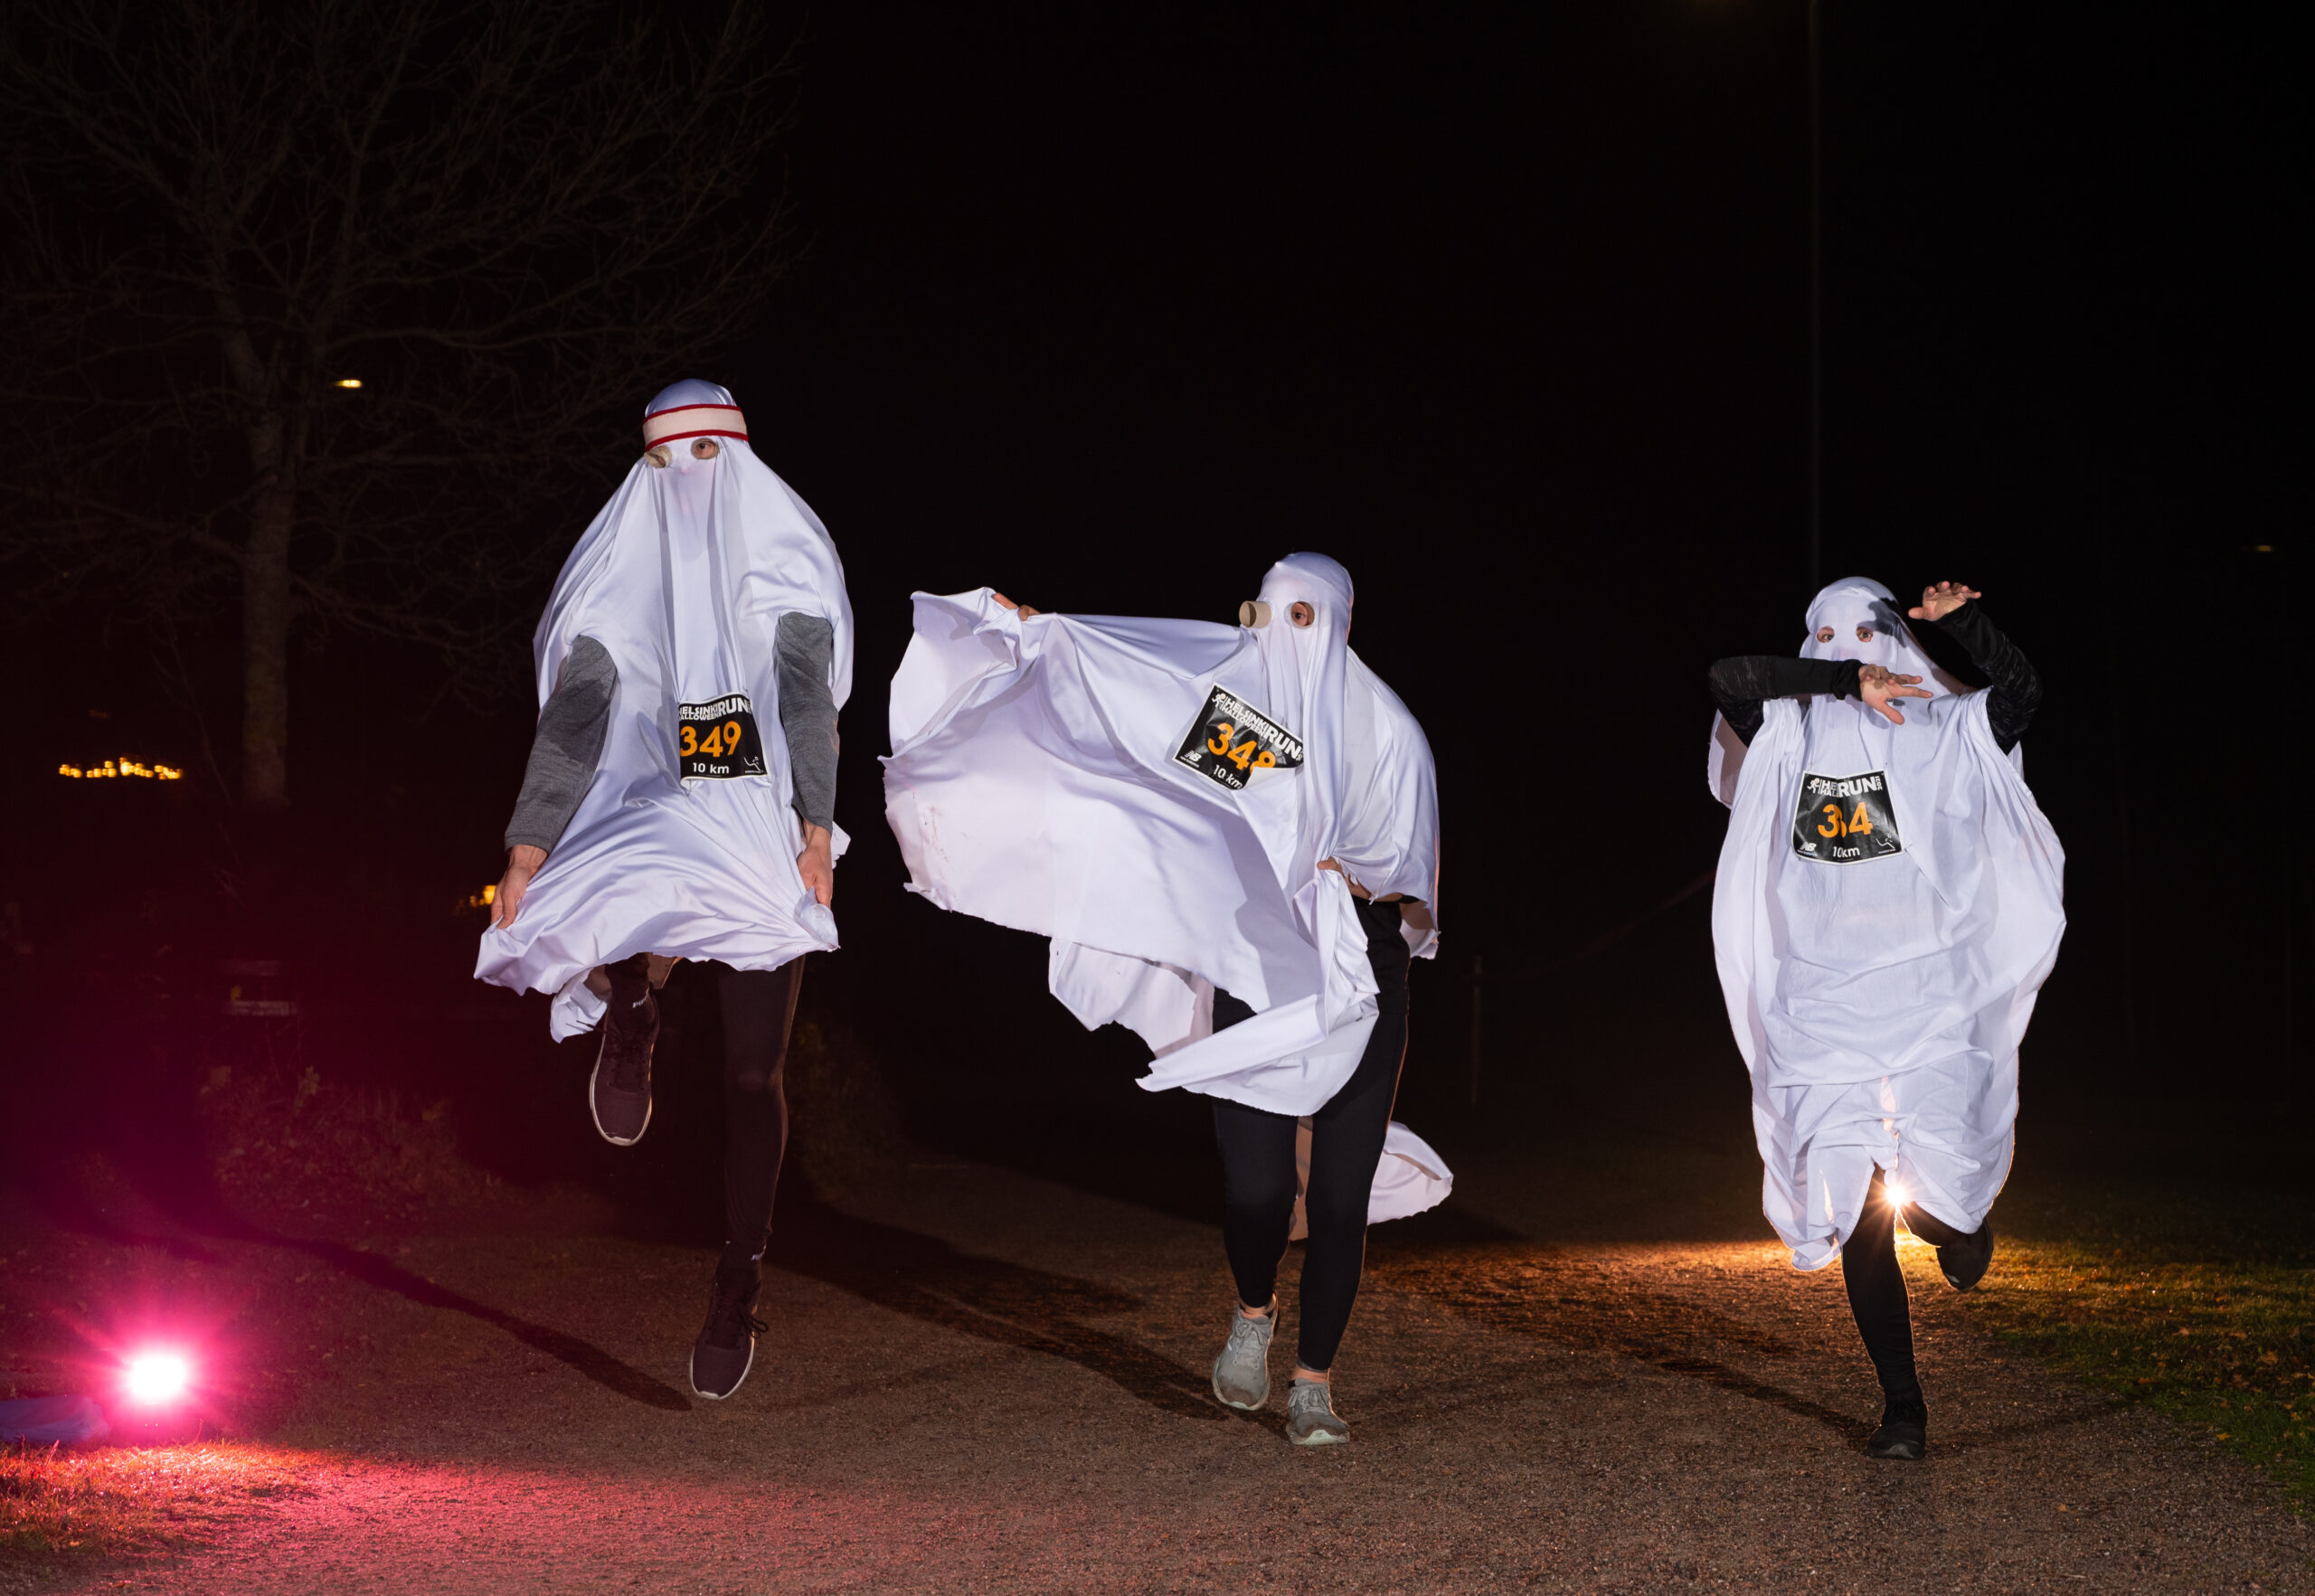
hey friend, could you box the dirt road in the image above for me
[25,1155,2305,1594]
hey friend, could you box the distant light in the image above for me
[1885,1176,1910,1211]
[57,757,184,781]
[2247,544,2273,553]
[335,378,363,389]
[464,883,497,911]
[123,1352,192,1405]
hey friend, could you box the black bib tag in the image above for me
[676,694,769,781]
[1176,685,1306,792]
[1791,770,1904,864]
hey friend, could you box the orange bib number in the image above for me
[1790,769,1904,864]
[676,695,768,781]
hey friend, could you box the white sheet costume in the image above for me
[476,382,854,1037]
[883,554,1450,1221]
[1709,579,2065,1270]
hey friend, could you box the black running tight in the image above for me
[1210,895,1411,1374]
[1841,1168,1967,1406]
[713,958,804,1270]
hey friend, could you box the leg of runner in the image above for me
[1845,1170,1928,1459]
[689,957,803,1400]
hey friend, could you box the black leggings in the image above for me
[1841,1167,1966,1408]
[1210,896,1411,1374]
[710,959,804,1270]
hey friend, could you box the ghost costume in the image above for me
[473,382,852,1386]
[476,382,853,1034]
[1707,577,2063,1429]
[883,554,1448,1371]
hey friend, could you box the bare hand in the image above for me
[491,844,549,929]
[798,823,836,907]
[991,592,1041,619]
[1907,581,1980,623]
[1858,664,1932,725]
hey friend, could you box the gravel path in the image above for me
[50,1162,2314,1594]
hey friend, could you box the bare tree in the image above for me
[0,0,798,808]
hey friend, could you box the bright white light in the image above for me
[1885,1177,1910,1210]
[123,1352,191,1404]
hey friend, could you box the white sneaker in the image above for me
[1210,1299,1276,1410]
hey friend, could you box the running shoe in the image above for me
[1211,1299,1276,1411]
[1866,1398,1928,1461]
[1936,1217,1994,1292]
[690,1261,765,1400]
[590,976,657,1147]
[1285,1377,1349,1446]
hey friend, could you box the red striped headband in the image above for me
[642,402,748,448]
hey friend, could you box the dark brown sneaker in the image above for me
[690,1261,765,1400]
[589,974,657,1147]
[1866,1398,1928,1460]
[1937,1218,1994,1292]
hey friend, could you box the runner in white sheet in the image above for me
[475,380,852,1401]
[1707,577,2065,1460]
[883,554,1446,1445]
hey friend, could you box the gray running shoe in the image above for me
[690,1261,764,1401]
[1211,1300,1276,1411]
[590,978,657,1147]
[1285,1377,1349,1446]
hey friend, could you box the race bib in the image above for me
[1791,770,1904,863]
[676,694,769,781]
[1176,685,1306,792]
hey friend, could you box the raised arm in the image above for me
[1908,582,2039,753]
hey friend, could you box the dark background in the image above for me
[5,2,2300,1220]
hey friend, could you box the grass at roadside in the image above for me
[0,1441,305,1580]
[1956,1204,2315,1514]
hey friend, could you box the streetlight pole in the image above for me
[1808,0,1823,591]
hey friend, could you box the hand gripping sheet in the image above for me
[476,382,853,1038]
[1707,580,2065,1270]
[883,558,1450,1222]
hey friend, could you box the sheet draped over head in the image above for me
[1708,576,2065,1270]
[883,553,1441,1119]
[475,380,854,1038]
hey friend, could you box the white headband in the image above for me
[643,403,748,447]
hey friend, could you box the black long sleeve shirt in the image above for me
[1707,604,2041,753]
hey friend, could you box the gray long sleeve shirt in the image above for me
[503,614,839,854]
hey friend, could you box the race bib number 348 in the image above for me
[1791,770,1904,864]
[1176,685,1306,792]
[676,694,769,781]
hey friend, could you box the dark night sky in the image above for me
[12,2,2300,1112]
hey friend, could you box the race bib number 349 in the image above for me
[1176,685,1306,792]
[676,694,769,781]
[1791,770,1904,864]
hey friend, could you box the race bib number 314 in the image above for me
[1791,770,1904,863]
[1176,685,1306,792]
[676,694,769,781]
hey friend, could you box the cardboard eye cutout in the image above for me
[645,445,672,468]
[691,438,721,460]
[1239,600,1272,628]
[1290,601,1315,628]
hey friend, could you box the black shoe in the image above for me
[1866,1399,1928,1461]
[590,975,657,1147]
[691,1261,765,1401]
[1937,1217,1994,1292]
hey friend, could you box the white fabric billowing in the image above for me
[1710,579,2065,1270]
[883,553,1440,1123]
[476,381,854,1038]
[1371,1123,1455,1223]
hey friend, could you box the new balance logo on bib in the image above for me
[1791,770,1904,863]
